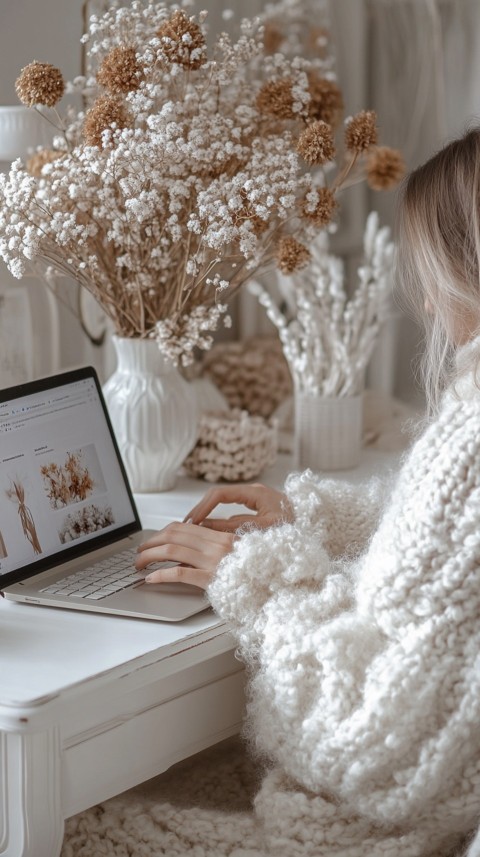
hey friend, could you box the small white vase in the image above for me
[0,106,53,162]
[294,393,363,471]
[103,336,198,492]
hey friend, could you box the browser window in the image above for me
[0,377,136,576]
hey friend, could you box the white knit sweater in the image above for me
[208,370,480,857]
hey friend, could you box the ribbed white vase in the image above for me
[0,106,53,162]
[294,393,363,471]
[103,336,198,492]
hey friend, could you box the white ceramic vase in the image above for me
[294,392,363,471]
[103,336,198,492]
[0,106,53,163]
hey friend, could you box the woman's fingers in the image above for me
[135,543,202,572]
[144,565,212,590]
[138,521,209,551]
[135,522,234,572]
[184,484,265,524]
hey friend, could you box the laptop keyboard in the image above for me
[39,547,141,601]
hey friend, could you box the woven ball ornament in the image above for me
[199,337,293,419]
[183,409,277,482]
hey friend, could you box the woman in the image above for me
[136,129,480,857]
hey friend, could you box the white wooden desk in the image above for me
[0,450,399,857]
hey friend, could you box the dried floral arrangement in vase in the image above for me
[0,0,403,487]
[250,213,396,470]
[0,0,403,357]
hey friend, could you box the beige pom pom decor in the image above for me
[183,410,277,483]
[199,337,293,419]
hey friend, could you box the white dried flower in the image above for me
[250,213,395,396]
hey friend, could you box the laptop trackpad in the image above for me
[111,580,210,621]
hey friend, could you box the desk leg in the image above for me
[0,727,64,857]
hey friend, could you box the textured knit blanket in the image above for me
[61,737,263,857]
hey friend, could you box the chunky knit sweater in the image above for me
[208,369,480,857]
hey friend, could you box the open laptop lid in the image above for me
[0,366,141,589]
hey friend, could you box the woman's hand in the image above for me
[135,522,234,590]
[135,484,293,590]
[184,483,294,533]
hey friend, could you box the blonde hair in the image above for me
[397,127,480,413]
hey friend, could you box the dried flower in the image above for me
[0,1,400,367]
[367,146,405,190]
[83,95,130,147]
[256,78,295,120]
[41,450,94,509]
[345,110,378,153]
[59,503,114,543]
[307,72,343,126]
[154,305,231,367]
[251,213,395,396]
[26,149,63,177]
[97,45,143,94]
[232,190,269,236]
[157,10,206,69]
[6,478,42,554]
[277,236,311,274]
[15,61,64,107]
[297,120,335,165]
[303,186,337,227]
[263,21,284,55]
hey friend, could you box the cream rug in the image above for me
[61,737,264,857]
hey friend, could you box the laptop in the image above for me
[0,366,209,621]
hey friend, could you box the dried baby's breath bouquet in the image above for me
[0,0,403,365]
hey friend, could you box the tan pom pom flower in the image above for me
[15,61,64,108]
[26,149,63,177]
[307,73,344,126]
[367,146,406,190]
[277,236,311,274]
[97,45,143,94]
[303,187,337,228]
[83,95,130,147]
[256,78,295,120]
[345,110,378,153]
[297,120,335,166]
[157,10,207,70]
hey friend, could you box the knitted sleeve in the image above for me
[207,471,391,656]
[284,469,391,557]
[208,397,480,829]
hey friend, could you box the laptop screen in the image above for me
[0,368,140,586]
